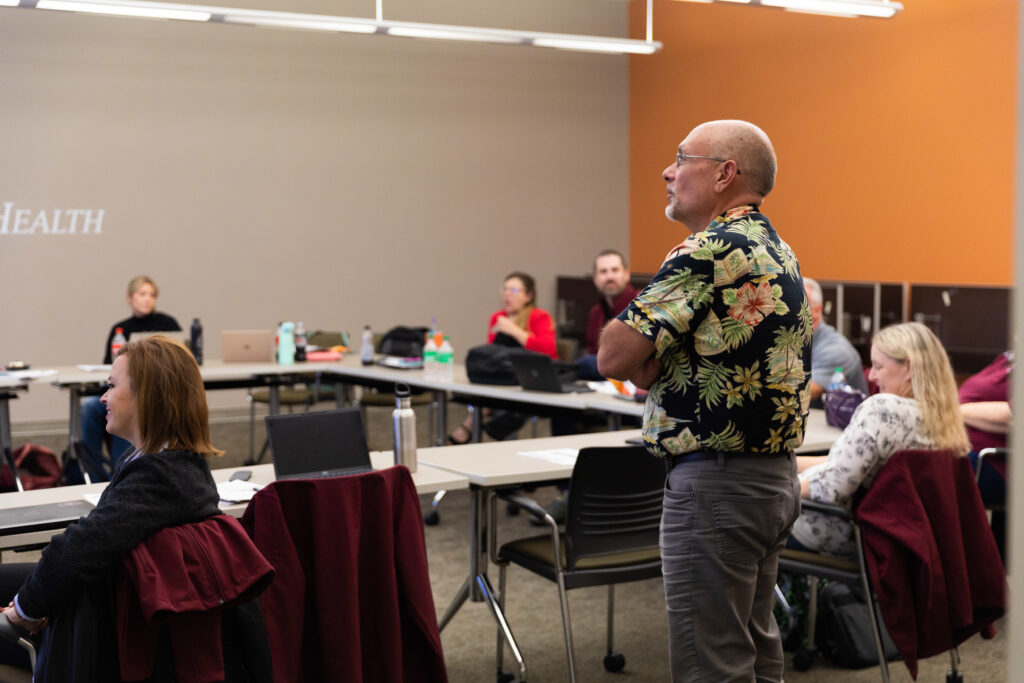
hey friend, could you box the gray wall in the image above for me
[0,1,630,421]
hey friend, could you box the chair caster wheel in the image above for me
[496,671,515,683]
[424,510,440,526]
[603,652,625,672]
[792,648,816,671]
[946,672,964,683]
[506,502,520,516]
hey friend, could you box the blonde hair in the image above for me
[118,336,223,458]
[872,322,970,455]
[127,275,159,298]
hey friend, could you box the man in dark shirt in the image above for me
[599,120,811,681]
[577,249,639,380]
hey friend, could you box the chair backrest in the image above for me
[564,446,664,568]
[556,338,579,363]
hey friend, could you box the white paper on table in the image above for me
[76,364,111,373]
[83,493,102,506]
[217,480,264,503]
[0,369,58,380]
[516,448,579,467]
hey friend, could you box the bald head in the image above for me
[691,120,776,198]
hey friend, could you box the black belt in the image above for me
[666,449,791,473]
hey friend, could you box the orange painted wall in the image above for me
[628,0,1017,285]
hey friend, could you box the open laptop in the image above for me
[0,499,95,536]
[265,408,374,480]
[221,329,275,362]
[509,352,594,394]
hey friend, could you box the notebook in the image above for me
[509,352,594,394]
[265,408,374,480]
[0,499,95,535]
[221,329,275,363]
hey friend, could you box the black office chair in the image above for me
[247,330,347,464]
[493,446,664,682]
[777,498,896,679]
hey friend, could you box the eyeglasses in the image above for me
[501,286,524,295]
[675,151,741,174]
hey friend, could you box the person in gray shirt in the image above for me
[804,277,870,405]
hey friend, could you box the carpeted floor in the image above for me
[7,400,1008,682]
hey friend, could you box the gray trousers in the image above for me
[661,453,799,682]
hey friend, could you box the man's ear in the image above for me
[713,160,740,192]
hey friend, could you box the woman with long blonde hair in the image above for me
[790,322,969,556]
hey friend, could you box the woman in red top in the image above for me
[449,272,558,444]
[486,272,558,358]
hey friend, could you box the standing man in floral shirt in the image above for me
[599,120,812,681]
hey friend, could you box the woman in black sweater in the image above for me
[1,336,224,674]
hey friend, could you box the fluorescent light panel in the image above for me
[759,0,899,18]
[387,25,523,44]
[222,15,377,34]
[36,0,210,21]
[15,0,662,54]
[532,37,658,54]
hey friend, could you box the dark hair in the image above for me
[118,336,222,457]
[594,249,627,271]
[504,271,536,306]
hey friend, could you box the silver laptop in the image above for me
[0,500,95,535]
[221,329,275,362]
[265,408,374,480]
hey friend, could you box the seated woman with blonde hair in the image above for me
[791,322,970,556]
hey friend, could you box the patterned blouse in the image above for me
[791,393,938,556]
[618,205,812,458]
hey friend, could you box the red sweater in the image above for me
[856,449,1005,679]
[487,307,558,358]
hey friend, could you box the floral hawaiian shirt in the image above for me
[618,205,812,458]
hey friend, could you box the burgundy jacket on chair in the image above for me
[117,514,276,683]
[856,449,1005,679]
[241,466,448,683]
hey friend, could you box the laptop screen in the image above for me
[265,408,372,479]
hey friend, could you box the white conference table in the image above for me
[418,414,841,680]
[0,453,467,553]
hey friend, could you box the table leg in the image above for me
[470,404,482,442]
[0,397,22,492]
[267,386,281,415]
[433,390,447,447]
[67,387,90,486]
[606,413,622,431]
[437,486,527,679]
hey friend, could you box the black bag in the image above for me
[817,582,900,668]
[465,344,519,385]
[377,326,429,358]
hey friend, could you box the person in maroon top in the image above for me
[958,351,1011,560]
[578,249,639,381]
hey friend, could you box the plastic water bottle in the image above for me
[110,327,126,360]
[190,318,203,365]
[437,335,454,382]
[278,322,295,365]
[827,367,846,392]
[392,383,417,472]
[422,333,438,380]
[294,321,307,362]
[360,325,375,365]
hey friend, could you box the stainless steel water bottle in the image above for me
[393,382,417,472]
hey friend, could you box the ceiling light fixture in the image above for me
[18,0,663,55]
[672,0,901,18]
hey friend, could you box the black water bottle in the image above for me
[190,318,203,365]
